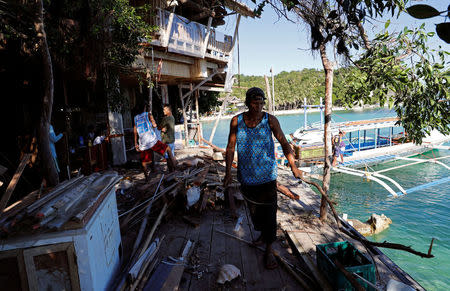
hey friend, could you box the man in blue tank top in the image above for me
[224,87,303,270]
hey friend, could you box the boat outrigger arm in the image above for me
[332,154,450,197]
[395,156,450,171]
[332,166,406,197]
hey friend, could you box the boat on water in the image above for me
[276,113,450,197]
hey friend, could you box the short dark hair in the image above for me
[163,104,172,111]
[245,87,266,106]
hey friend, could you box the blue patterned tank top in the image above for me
[236,113,277,185]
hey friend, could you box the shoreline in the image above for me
[200,104,382,122]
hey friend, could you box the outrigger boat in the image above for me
[276,104,450,197]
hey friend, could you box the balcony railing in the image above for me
[152,9,233,62]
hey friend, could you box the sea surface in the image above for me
[201,108,450,290]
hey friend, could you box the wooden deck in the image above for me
[121,154,426,290]
[276,169,425,291]
[152,199,310,290]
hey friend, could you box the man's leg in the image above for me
[140,150,152,180]
[261,183,278,269]
[164,146,177,172]
[244,181,278,269]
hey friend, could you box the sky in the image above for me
[219,0,449,76]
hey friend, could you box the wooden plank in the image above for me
[0,154,31,211]
[187,211,214,291]
[178,216,202,290]
[236,205,260,291]
[285,231,333,291]
[207,210,227,290]
[161,247,191,291]
[223,207,244,289]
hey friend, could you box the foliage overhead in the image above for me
[344,24,450,143]
[0,0,155,92]
[406,4,450,43]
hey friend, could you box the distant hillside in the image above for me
[228,68,376,110]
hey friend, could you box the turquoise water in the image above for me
[202,109,450,290]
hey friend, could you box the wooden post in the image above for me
[0,154,31,211]
[209,92,230,143]
[195,89,202,144]
[181,70,221,100]
[189,83,193,120]
[179,85,189,147]
[264,75,272,115]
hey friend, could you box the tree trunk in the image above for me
[36,0,58,186]
[319,43,334,222]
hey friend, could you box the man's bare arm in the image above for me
[148,113,157,127]
[134,126,140,152]
[268,114,302,178]
[224,116,238,186]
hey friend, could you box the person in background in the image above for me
[224,87,303,270]
[134,103,176,178]
[87,125,95,144]
[332,130,346,166]
[49,125,63,173]
[159,104,175,159]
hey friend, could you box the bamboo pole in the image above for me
[209,92,231,143]
[264,75,272,115]
[130,174,164,259]
[195,89,202,144]
[137,203,168,258]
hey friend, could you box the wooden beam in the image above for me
[0,154,31,211]
[181,69,222,100]
[179,84,225,92]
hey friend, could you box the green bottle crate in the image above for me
[316,241,376,291]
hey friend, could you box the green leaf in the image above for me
[436,23,450,44]
[385,19,390,29]
[407,4,441,19]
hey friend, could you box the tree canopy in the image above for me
[230,68,370,109]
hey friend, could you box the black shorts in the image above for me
[240,180,277,244]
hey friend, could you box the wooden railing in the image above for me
[151,9,233,61]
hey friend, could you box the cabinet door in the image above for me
[23,242,80,291]
[0,249,28,291]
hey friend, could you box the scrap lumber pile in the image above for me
[0,172,121,236]
[113,155,242,290]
